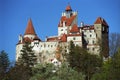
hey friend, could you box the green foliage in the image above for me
[67,41,102,80]
[0,50,10,80]
[18,42,37,68]
[30,63,55,80]
[30,63,85,80]
[6,65,31,80]
[109,48,120,80]
[91,48,120,80]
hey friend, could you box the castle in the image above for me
[16,5,109,64]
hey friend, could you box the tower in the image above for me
[58,4,78,36]
[16,18,41,61]
[94,17,109,57]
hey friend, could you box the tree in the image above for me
[0,50,10,79]
[6,65,31,80]
[16,42,37,79]
[17,42,37,68]
[67,41,102,80]
[30,63,85,80]
[109,48,120,80]
[109,33,120,56]
[91,60,110,80]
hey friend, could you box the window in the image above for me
[73,37,76,40]
[93,40,95,44]
[90,34,92,37]
[87,41,89,44]
[61,29,63,31]
[48,45,49,47]
[103,27,104,31]
[51,45,53,47]
[89,30,92,33]
[92,48,94,51]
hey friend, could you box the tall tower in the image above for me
[16,19,40,61]
[58,4,78,36]
[94,17,109,58]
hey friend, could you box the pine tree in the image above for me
[0,50,10,79]
[18,42,37,68]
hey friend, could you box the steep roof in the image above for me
[24,19,36,35]
[94,17,108,26]
[70,24,79,33]
[60,34,67,42]
[58,15,76,27]
[65,5,72,11]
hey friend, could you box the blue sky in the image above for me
[0,0,120,62]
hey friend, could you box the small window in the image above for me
[61,29,63,31]
[51,45,53,47]
[87,41,89,44]
[41,45,42,47]
[48,45,49,47]
[90,35,92,37]
[93,40,95,44]
[73,37,76,40]
[93,48,94,51]
[90,30,92,33]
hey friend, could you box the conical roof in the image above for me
[24,19,36,35]
[65,4,72,11]
[94,17,108,26]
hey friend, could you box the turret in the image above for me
[94,17,109,58]
[24,18,37,39]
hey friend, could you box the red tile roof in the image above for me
[60,34,67,42]
[65,5,72,11]
[24,37,32,43]
[70,24,79,33]
[58,15,76,27]
[47,37,58,42]
[94,17,108,26]
[24,19,36,35]
[33,36,41,41]
[80,25,94,30]
[68,34,81,36]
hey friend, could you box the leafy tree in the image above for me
[6,65,31,80]
[67,41,102,80]
[17,42,37,68]
[49,63,85,80]
[30,63,55,80]
[109,33,120,56]
[91,60,110,80]
[109,48,120,80]
[0,50,10,79]
[30,63,85,80]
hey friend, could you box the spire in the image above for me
[94,17,108,26]
[24,18,36,35]
[65,3,72,11]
